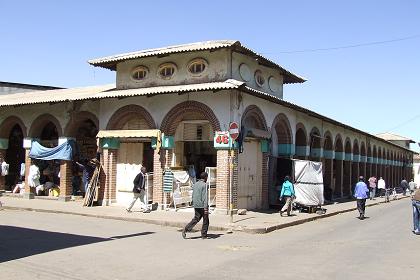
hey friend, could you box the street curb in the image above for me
[1,196,410,234]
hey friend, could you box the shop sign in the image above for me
[214,131,237,149]
[100,138,120,149]
[161,135,174,149]
[228,122,240,140]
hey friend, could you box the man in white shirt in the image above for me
[377,177,386,198]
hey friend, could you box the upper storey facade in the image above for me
[88,40,305,99]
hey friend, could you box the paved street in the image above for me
[0,198,418,280]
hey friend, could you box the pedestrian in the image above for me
[279,175,295,217]
[411,187,420,235]
[126,166,150,213]
[354,176,369,220]
[368,176,377,200]
[377,177,386,198]
[75,159,95,195]
[400,179,409,196]
[409,179,417,196]
[182,172,209,239]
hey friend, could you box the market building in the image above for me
[0,40,415,213]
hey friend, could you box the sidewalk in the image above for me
[0,194,410,234]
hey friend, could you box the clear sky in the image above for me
[1,0,419,152]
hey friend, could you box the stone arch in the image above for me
[107,105,156,130]
[272,113,292,144]
[241,105,268,131]
[309,127,321,149]
[65,111,99,137]
[160,101,220,135]
[345,138,352,154]
[295,123,308,146]
[353,139,360,155]
[29,114,62,139]
[323,131,333,151]
[0,116,27,138]
[360,141,366,156]
[334,134,344,152]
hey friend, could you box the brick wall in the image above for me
[216,150,230,212]
[100,148,118,204]
[152,149,164,205]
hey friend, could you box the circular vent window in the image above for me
[131,66,148,81]
[188,58,207,75]
[158,63,177,79]
[255,70,265,87]
[239,63,251,81]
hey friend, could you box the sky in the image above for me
[1,0,419,152]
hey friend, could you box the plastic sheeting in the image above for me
[29,141,74,161]
[294,160,324,206]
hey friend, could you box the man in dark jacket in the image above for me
[126,166,150,213]
[182,172,209,239]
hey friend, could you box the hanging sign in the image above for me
[228,122,239,141]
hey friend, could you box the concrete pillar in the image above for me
[59,160,72,201]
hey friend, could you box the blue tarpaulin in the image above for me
[29,141,74,161]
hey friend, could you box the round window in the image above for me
[131,66,148,81]
[239,63,251,81]
[255,70,265,87]
[188,58,207,76]
[158,63,177,79]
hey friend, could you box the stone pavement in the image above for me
[0,194,410,234]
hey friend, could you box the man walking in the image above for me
[411,187,420,235]
[126,166,150,213]
[377,177,386,198]
[368,176,377,200]
[409,179,417,196]
[354,176,369,220]
[182,172,209,239]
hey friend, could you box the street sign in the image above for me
[229,122,239,141]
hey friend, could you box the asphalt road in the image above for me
[0,198,418,280]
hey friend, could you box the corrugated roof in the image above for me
[375,132,415,143]
[97,129,160,138]
[87,40,305,84]
[0,80,244,107]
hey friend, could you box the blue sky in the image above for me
[1,0,419,151]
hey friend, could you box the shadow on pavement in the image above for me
[189,233,223,240]
[0,225,154,263]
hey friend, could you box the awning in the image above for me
[96,129,161,139]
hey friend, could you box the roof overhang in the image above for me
[96,129,160,139]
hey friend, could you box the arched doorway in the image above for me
[295,124,308,160]
[106,105,156,205]
[5,124,25,189]
[343,138,352,197]
[309,127,321,161]
[270,113,293,207]
[333,135,344,198]
[323,132,333,200]
[352,140,360,193]
[237,105,268,210]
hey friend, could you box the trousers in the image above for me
[412,200,420,233]
[184,208,209,237]
[281,196,293,215]
[127,190,148,211]
[357,198,366,217]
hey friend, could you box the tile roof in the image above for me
[375,132,415,143]
[88,40,305,84]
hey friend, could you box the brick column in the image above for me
[59,160,72,201]
[0,148,6,193]
[152,149,164,206]
[101,148,118,205]
[215,150,230,214]
[23,149,35,199]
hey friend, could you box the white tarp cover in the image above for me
[293,160,324,206]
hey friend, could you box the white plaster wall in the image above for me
[116,50,230,90]
[232,52,284,99]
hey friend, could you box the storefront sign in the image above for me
[0,138,9,149]
[161,135,174,149]
[228,122,239,140]
[213,131,238,149]
[100,138,120,149]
